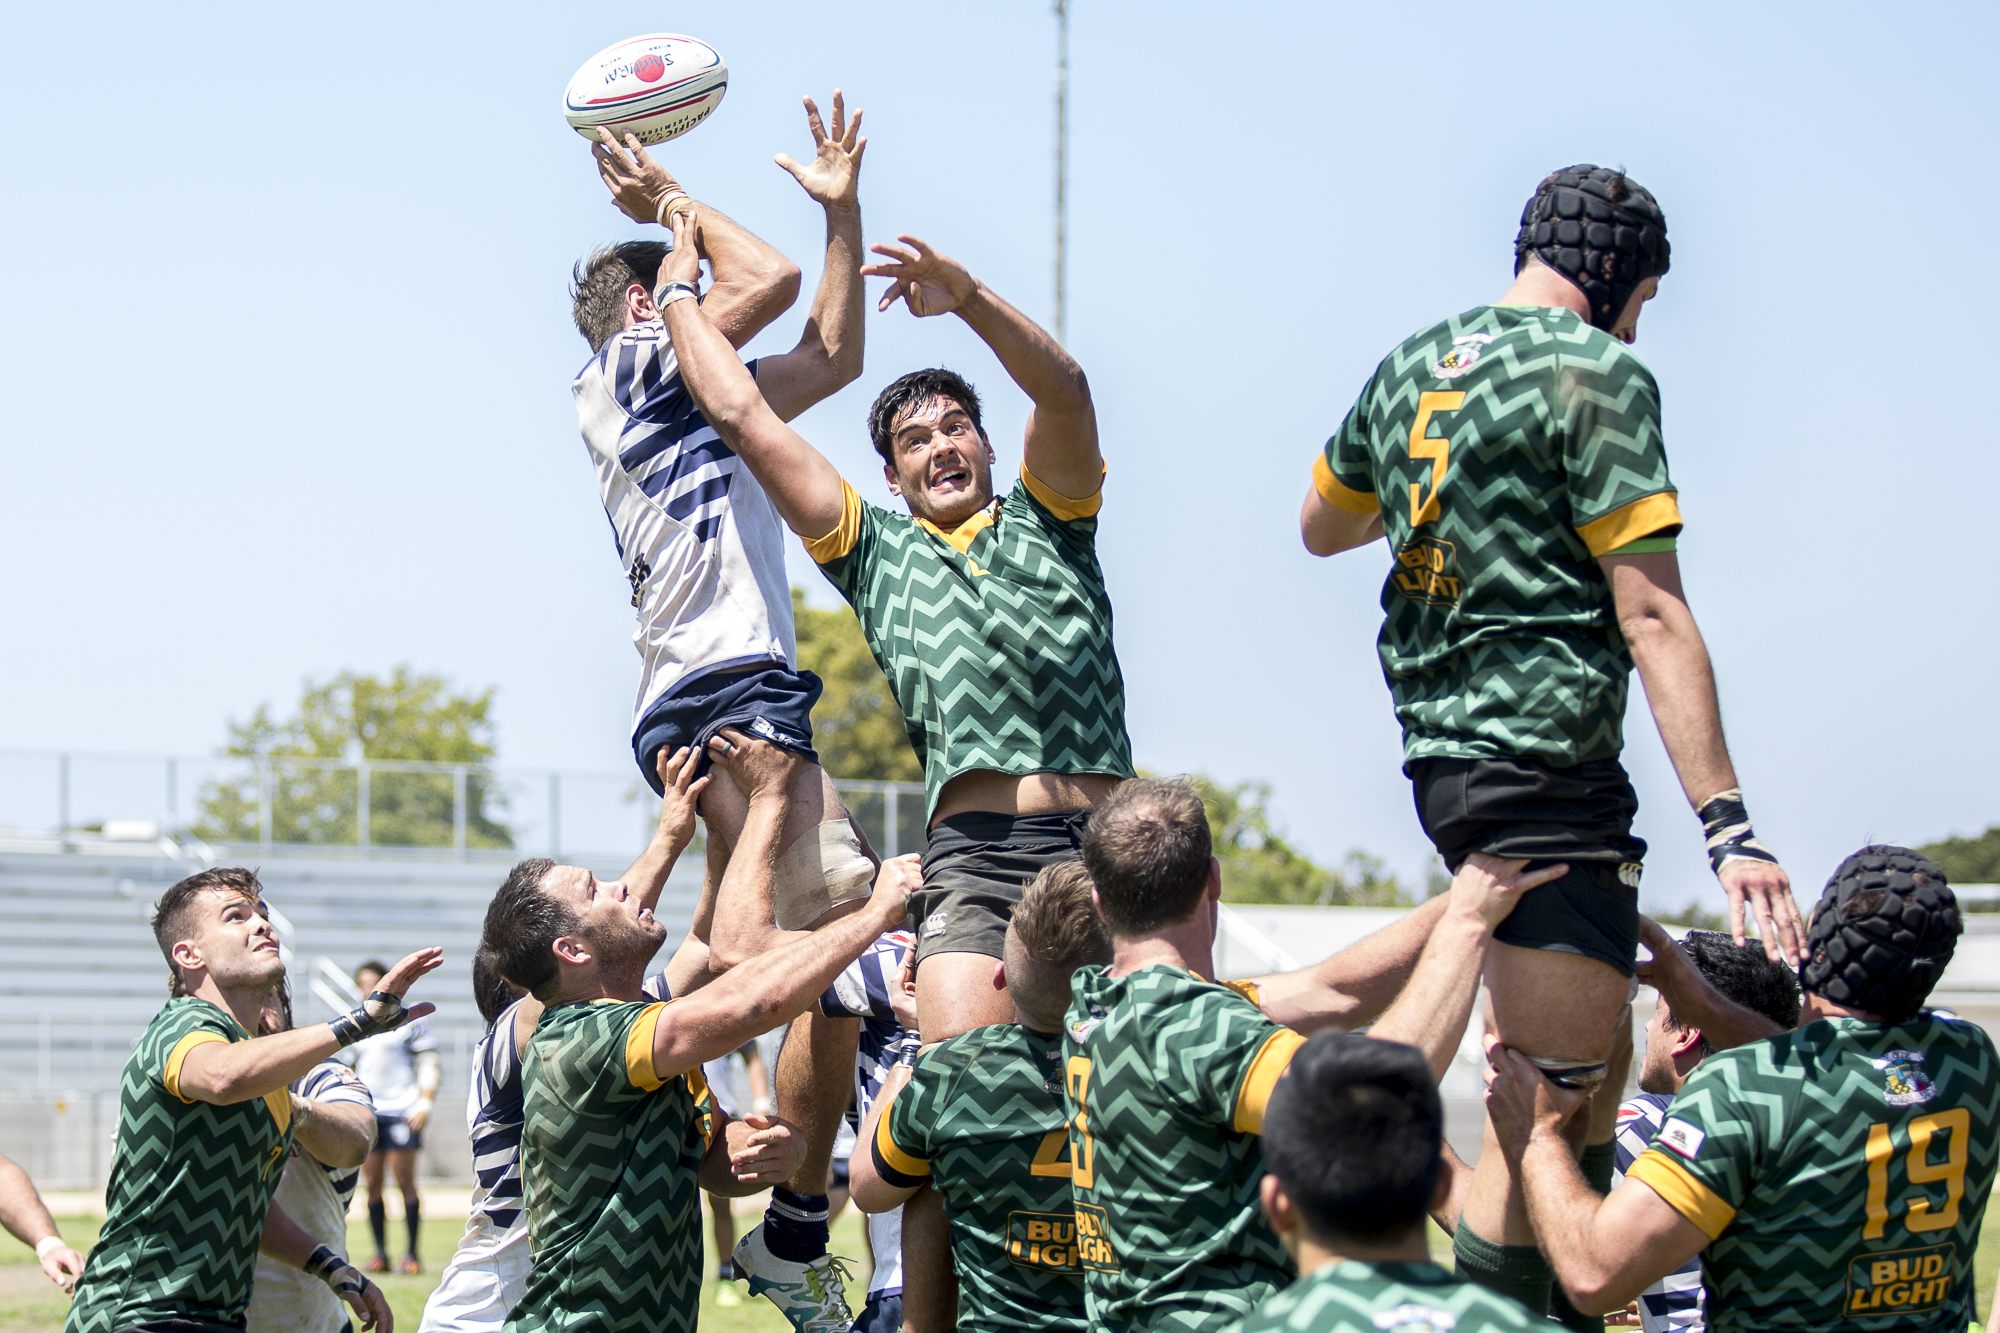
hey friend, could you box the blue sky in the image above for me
[2,2,1994,913]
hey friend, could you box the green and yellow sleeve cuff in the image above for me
[804,482,864,564]
[1233,1028,1307,1135]
[1627,1148,1736,1239]
[1313,455,1379,516]
[1021,462,1106,520]
[873,1104,930,1188]
[1576,491,1683,557]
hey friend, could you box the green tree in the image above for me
[194,666,512,848]
[1191,775,1437,907]
[792,588,921,782]
[1651,901,1729,932]
[1917,826,2000,886]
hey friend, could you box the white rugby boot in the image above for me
[732,1223,856,1333]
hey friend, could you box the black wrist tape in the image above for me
[1698,788,1779,875]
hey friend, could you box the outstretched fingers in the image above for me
[378,947,444,997]
[801,94,828,146]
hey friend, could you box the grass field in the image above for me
[0,1201,1989,1331]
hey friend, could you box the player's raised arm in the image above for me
[591,128,800,347]
[1368,855,1569,1079]
[863,235,1100,499]
[755,91,868,421]
[1246,893,1448,1033]
[1601,550,1801,962]
[657,208,849,541]
[176,948,442,1105]
[651,852,920,1079]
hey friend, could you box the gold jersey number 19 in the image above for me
[1864,1108,1970,1238]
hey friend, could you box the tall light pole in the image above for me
[1053,0,1070,344]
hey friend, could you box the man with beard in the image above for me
[480,735,922,1333]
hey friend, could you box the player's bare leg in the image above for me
[1459,942,1628,1311]
[914,951,1023,1043]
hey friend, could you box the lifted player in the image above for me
[570,95,878,962]
[1300,164,1801,1310]
[1490,847,1993,1333]
[66,869,431,1333]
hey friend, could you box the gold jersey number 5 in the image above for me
[1408,391,1465,527]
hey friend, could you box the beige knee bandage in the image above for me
[771,819,876,931]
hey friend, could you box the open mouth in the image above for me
[637,906,655,924]
[929,464,968,490]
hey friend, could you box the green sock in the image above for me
[1581,1140,1618,1196]
[1452,1219,1553,1316]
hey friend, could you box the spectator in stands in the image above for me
[347,958,441,1275]
[247,983,380,1333]
[0,1153,83,1293]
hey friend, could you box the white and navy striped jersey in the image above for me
[1613,1092,1705,1333]
[574,324,797,733]
[819,929,914,1298]
[465,999,529,1235]
[246,1061,374,1333]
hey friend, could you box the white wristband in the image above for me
[414,1097,435,1116]
[34,1236,62,1261]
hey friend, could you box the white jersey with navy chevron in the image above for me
[574,323,796,731]
[246,1061,374,1333]
[465,999,529,1236]
[1613,1091,1704,1333]
[819,929,914,1298]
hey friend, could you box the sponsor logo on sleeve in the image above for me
[1873,1050,1938,1106]
[1656,1118,1706,1159]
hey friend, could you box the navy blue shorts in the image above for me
[852,1293,901,1333]
[633,665,823,795]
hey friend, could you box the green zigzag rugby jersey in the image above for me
[1232,1259,1542,1333]
[1317,305,1682,768]
[876,1024,1087,1333]
[509,998,715,1333]
[1063,965,1307,1333]
[66,998,294,1333]
[1625,1012,2000,1333]
[807,468,1134,815]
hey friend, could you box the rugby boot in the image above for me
[733,1223,855,1333]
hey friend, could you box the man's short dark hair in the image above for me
[1262,1033,1442,1245]
[571,242,669,353]
[866,369,985,466]
[479,858,571,1001]
[151,866,264,996]
[1081,778,1212,936]
[1662,931,1802,1057]
[1007,862,1113,1022]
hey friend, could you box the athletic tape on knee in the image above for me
[772,819,876,931]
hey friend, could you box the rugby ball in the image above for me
[563,34,727,147]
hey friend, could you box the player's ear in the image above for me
[883,460,902,499]
[1205,856,1223,902]
[1259,1174,1292,1234]
[625,282,656,325]
[1675,1025,1706,1057]
[992,960,1008,993]
[170,939,202,976]
[551,935,594,968]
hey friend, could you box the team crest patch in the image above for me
[1617,862,1643,889]
[922,911,950,938]
[1656,1117,1705,1159]
[1067,1006,1107,1043]
[1874,1050,1938,1106]
[1372,1304,1457,1332]
[1431,333,1493,380]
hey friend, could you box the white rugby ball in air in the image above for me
[563,34,727,146]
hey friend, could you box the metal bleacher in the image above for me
[0,748,927,1190]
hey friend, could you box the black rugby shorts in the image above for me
[1410,755,1647,976]
[913,810,1091,965]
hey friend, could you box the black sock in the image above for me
[763,1188,830,1264]
[368,1200,387,1258]
[1453,1219,1553,1316]
[717,1261,736,1281]
[405,1197,421,1260]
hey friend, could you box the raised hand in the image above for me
[870,854,923,927]
[861,234,978,317]
[1482,1034,1589,1164]
[592,126,688,224]
[659,205,704,291]
[1446,852,1571,930]
[1718,857,1802,965]
[727,1112,806,1185]
[704,727,803,803]
[652,745,711,850]
[775,90,866,211]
